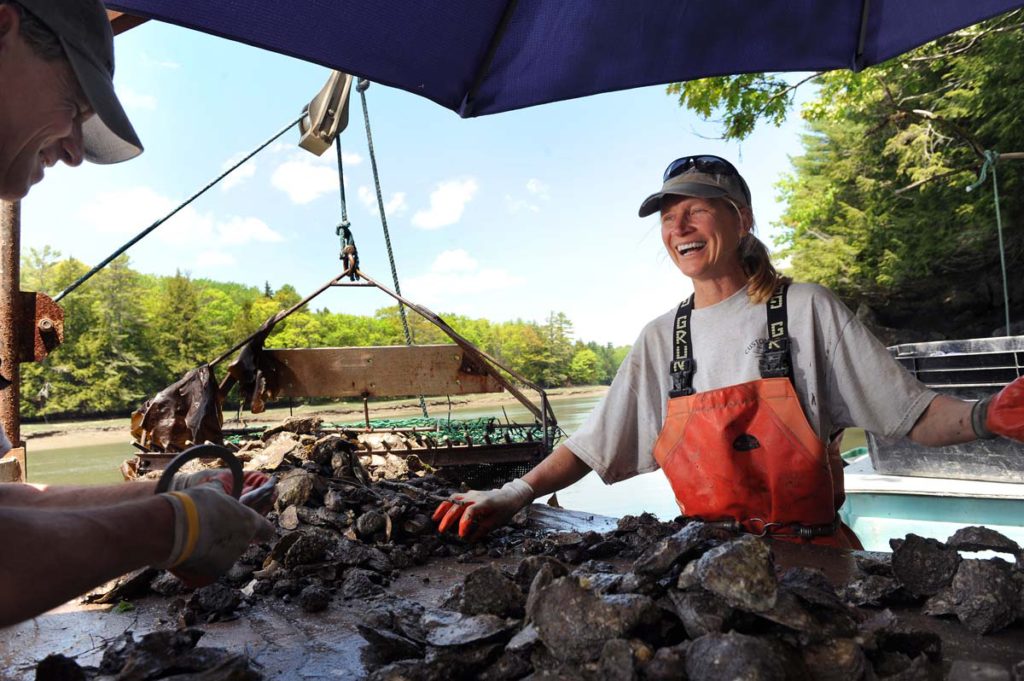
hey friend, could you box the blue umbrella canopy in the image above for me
[108,0,1024,116]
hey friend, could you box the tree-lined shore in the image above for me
[20,249,629,421]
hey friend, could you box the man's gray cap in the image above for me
[638,169,750,218]
[17,0,142,163]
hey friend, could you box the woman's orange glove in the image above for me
[432,479,534,542]
[973,376,1024,441]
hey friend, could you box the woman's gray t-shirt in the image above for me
[565,283,936,484]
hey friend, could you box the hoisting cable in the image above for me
[967,150,1013,335]
[54,115,304,303]
[357,78,428,417]
[334,137,359,279]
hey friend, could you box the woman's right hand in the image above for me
[432,479,535,542]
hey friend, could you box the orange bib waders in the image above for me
[652,284,862,549]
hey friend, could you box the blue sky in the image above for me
[25,21,809,346]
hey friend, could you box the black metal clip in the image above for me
[337,223,359,280]
[669,358,696,398]
[759,337,791,378]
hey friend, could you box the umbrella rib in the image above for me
[853,0,872,71]
[461,0,520,116]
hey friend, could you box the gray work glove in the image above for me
[155,484,276,586]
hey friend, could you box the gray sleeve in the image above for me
[0,423,11,455]
[823,297,936,438]
[564,326,665,484]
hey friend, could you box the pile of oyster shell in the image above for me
[358,517,1024,680]
[91,415,544,624]
[34,629,261,681]
[71,416,1024,680]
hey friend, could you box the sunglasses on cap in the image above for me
[663,155,751,204]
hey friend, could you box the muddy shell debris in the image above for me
[890,533,961,597]
[354,518,1024,680]
[35,628,261,680]
[65,417,1024,680]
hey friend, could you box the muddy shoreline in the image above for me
[22,386,608,452]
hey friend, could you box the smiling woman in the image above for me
[431,153,1024,552]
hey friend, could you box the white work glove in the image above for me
[155,484,276,586]
[432,479,535,542]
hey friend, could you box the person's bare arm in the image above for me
[522,443,593,496]
[0,496,173,627]
[0,480,158,508]
[907,394,975,446]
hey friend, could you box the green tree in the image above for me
[15,253,634,417]
[568,348,600,385]
[150,271,219,379]
[670,11,1024,336]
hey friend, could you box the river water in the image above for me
[25,395,865,522]
[25,393,681,519]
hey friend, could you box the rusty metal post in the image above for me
[0,200,22,477]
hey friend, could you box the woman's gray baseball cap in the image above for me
[16,0,142,163]
[638,163,751,218]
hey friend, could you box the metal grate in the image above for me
[437,459,542,489]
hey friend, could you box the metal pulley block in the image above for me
[298,71,353,156]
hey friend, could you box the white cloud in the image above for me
[432,249,477,273]
[506,178,550,214]
[78,186,284,255]
[118,86,157,111]
[340,151,363,166]
[357,186,407,218]
[505,194,540,214]
[196,251,237,267]
[217,216,284,245]
[137,51,180,70]
[271,158,339,204]
[405,250,524,304]
[268,141,363,167]
[526,178,550,199]
[78,186,177,235]
[220,156,257,191]
[412,179,478,229]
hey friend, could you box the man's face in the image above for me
[0,6,90,200]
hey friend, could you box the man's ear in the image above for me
[0,4,20,47]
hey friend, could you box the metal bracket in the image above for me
[298,71,354,156]
[18,291,64,363]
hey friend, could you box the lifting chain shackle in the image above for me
[334,136,359,281]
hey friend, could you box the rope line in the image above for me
[968,149,1013,334]
[55,115,303,302]
[357,79,428,417]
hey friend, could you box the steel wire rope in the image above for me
[357,78,428,417]
[54,115,304,302]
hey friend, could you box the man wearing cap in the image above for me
[433,154,1024,546]
[0,0,275,627]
